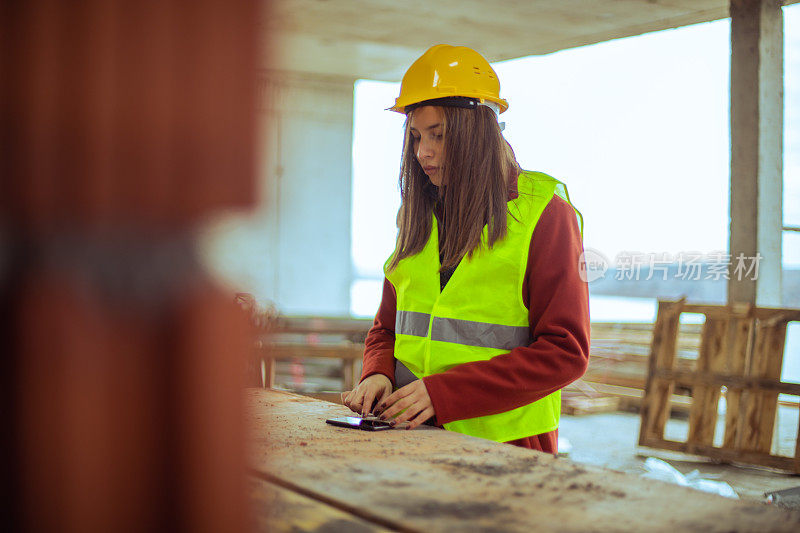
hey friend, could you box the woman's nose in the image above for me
[417,139,433,160]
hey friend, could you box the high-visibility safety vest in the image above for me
[384,170,583,443]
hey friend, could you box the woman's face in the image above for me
[409,106,444,186]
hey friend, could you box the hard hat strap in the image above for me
[404,96,479,113]
[404,96,505,131]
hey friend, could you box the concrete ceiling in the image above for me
[263,0,798,81]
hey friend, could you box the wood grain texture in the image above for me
[249,477,390,533]
[639,300,683,443]
[723,315,754,448]
[731,313,787,456]
[249,389,800,533]
[687,318,726,446]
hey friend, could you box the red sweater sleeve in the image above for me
[422,196,590,424]
[360,278,398,386]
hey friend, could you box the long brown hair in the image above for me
[388,105,521,271]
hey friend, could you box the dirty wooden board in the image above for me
[249,476,389,532]
[247,390,800,533]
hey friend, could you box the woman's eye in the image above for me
[434,134,443,140]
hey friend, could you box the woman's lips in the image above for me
[423,166,438,173]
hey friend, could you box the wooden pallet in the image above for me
[639,299,800,473]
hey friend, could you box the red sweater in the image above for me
[360,194,590,453]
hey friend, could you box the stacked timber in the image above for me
[248,313,372,394]
[564,321,703,415]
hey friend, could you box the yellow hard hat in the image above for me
[389,44,509,114]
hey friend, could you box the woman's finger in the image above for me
[361,388,377,417]
[343,390,354,407]
[377,382,415,414]
[387,399,426,427]
[405,406,435,431]
[377,385,392,406]
[350,394,364,414]
[380,393,418,422]
[373,386,392,415]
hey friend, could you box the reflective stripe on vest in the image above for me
[385,170,583,443]
[396,310,530,350]
[395,310,430,338]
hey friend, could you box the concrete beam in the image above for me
[728,0,784,305]
[262,0,800,81]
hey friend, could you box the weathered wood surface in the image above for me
[249,477,389,532]
[247,389,800,533]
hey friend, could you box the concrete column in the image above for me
[258,70,355,315]
[728,0,784,306]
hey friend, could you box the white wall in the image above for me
[201,71,355,315]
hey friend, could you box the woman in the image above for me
[342,44,590,453]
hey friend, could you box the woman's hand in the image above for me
[375,380,435,430]
[341,374,393,417]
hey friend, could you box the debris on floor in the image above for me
[641,457,738,499]
[765,486,800,509]
[557,436,572,456]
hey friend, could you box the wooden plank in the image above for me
[580,381,693,414]
[639,300,682,444]
[245,353,264,388]
[638,437,800,473]
[249,390,800,532]
[561,395,620,416]
[590,325,702,352]
[679,302,755,319]
[796,412,800,463]
[264,358,275,388]
[736,319,767,452]
[263,344,365,360]
[651,370,800,395]
[687,318,726,446]
[594,385,795,411]
[723,314,754,448]
[342,359,355,390]
[294,391,343,403]
[750,308,800,321]
[756,321,787,453]
[267,316,374,341]
[249,476,391,532]
[739,318,787,452]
